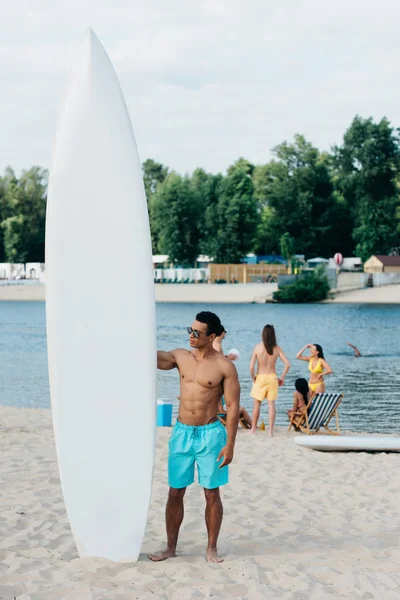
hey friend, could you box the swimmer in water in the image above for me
[347,342,361,357]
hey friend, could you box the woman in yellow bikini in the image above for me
[296,343,332,394]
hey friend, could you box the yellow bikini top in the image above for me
[309,358,323,374]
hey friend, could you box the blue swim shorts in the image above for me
[168,420,228,490]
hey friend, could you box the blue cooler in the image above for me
[157,401,172,426]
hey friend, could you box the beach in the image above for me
[2,282,400,303]
[1,405,400,599]
[0,283,277,303]
[327,284,400,304]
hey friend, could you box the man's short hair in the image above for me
[195,311,224,336]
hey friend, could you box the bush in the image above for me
[273,266,330,303]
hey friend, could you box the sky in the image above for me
[1,0,400,177]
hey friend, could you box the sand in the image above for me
[2,282,400,304]
[1,405,400,599]
[0,284,46,301]
[328,284,400,303]
[0,283,277,303]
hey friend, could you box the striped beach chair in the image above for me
[298,392,344,435]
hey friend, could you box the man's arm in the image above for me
[217,361,240,468]
[157,350,178,370]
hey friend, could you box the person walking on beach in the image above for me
[150,311,240,563]
[296,343,333,393]
[249,324,290,436]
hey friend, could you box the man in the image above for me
[149,311,240,563]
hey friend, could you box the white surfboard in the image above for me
[295,435,400,452]
[45,28,156,562]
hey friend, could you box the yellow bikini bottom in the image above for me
[309,381,323,392]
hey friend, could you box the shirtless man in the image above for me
[249,324,290,436]
[149,311,240,563]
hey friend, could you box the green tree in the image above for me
[1,215,26,262]
[151,173,201,265]
[142,159,169,253]
[0,175,6,261]
[0,168,18,261]
[228,157,255,177]
[17,167,47,261]
[334,116,400,261]
[204,161,258,263]
[253,136,341,258]
[274,265,330,303]
[142,159,168,200]
[190,169,225,258]
[0,166,47,262]
[280,232,294,273]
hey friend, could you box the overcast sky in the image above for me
[1,0,400,177]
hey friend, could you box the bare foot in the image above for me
[148,547,176,562]
[269,430,274,438]
[206,548,224,563]
[250,428,256,434]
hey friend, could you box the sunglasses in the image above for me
[187,326,209,339]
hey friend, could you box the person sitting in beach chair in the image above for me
[294,392,344,435]
[287,378,310,430]
[218,398,252,429]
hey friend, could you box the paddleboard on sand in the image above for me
[295,435,400,452]
[45,28,156,562]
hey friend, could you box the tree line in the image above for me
[1,116,399,265]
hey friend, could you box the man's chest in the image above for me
[178,357,222,389]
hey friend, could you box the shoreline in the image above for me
[326,283,400,303]
[1,404,399,599]
[1,282,400,304]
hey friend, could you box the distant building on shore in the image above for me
[328,257,363,271]
[307,257,329,269]
[26,263,46,281]
[0,263,25,280]
[241,253,305,265]
[364,255,400,274]
[152,255,213,269]
[0,263,45,281]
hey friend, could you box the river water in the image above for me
[1,301,399,433]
